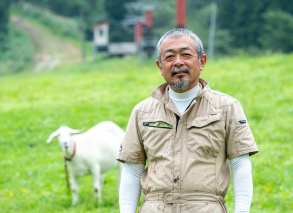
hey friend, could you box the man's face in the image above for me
[156,35,207,93]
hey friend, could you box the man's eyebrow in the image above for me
[181,47,192,51]
[163,47,192,54]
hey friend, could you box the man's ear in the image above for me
[156,60,163,76]
[199,54,207,71]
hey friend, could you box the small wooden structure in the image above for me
[93,21,138,57]
[93,22,109,52]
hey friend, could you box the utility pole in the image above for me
[80,10,86,63]
[176,0,186,28]
[145,10,153,58]
[208,2,217,60]
[135,21,143,62]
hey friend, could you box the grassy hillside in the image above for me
[0,24,34,75]
[11,2,80,42]
[0,54,293,212]
[2,3,83,75]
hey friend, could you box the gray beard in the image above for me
[170,79,190,91]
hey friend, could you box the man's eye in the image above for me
[165,55,174,59]
[183,53,191,56]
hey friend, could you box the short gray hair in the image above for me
[156,28,204,65]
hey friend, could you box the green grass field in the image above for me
[0,54,293,212]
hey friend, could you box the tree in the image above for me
[104,0,135,42]
[104,0,129,21]
[23,0,107,40]
[261,10,293,53]
[0,0,10,46]
[217,0,292,50]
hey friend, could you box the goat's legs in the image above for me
[70,175,79,205]
[92,165,102,204]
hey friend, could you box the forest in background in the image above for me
[1,0,293,73]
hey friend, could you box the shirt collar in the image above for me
[168,83,200,101]
[151,78,211,104]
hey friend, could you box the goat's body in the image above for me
[53,121,124,204]
[69,122,123,174]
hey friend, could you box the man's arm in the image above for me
[119,162,144,213]
[230,154,253,213]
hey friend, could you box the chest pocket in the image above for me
[141,120,174,158]
[187,113,226,157]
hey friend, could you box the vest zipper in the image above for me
[175,114,180,135]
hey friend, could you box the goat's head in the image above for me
[46,126,82,152]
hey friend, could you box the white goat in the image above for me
[46,121,124,204]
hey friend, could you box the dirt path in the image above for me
[11,16,81,72]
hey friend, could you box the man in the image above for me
[117,28,259,213]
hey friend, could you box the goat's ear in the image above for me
[69,129,82,135]
[46,131,59,143]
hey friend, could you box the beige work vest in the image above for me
[117,78,259,212]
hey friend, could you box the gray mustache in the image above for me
[171,67,190,76]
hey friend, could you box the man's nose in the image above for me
[174,55,183,67]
